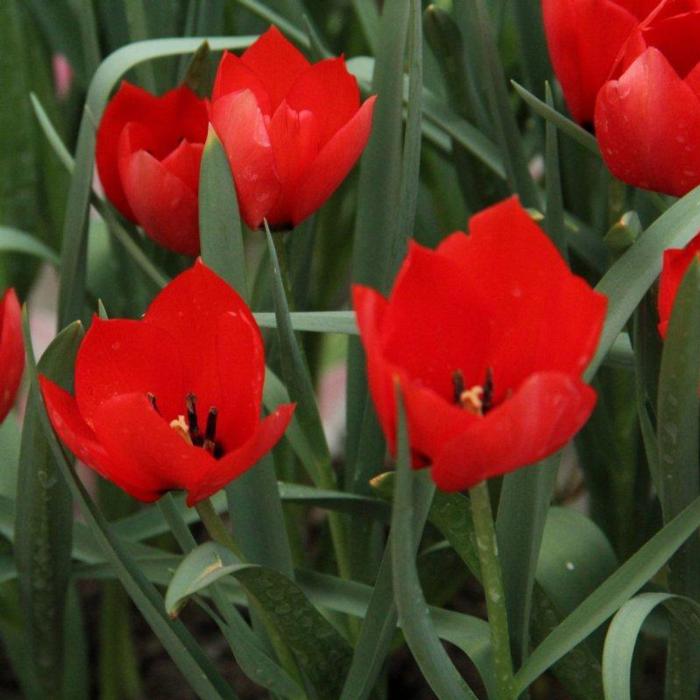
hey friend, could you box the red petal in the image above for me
[241,27,310,111]
[286,57,361,146]
[542,0,639,123]
[212,50,271,113]
[438,198,607,397]
[658,233,700,338]
[119,130,202,256]
[638,9,700,78]
[144,260,265,442]
[39,377,161,500]
[0,289,23,422]
[291,96,376,226]
[431,372,597,491]
[74,317,185,430]
[92,392,215,497]
[210,89,281,229]
[265,101,321,226]
[186,403,295,505]
[595,47,700,196]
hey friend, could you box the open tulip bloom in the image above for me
[595,0,700,195]
[354,198,608,491]
[39,261,295,505]
[0,289,24,424]
[210,27,376,230]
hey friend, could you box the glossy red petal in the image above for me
[241,27,310,111]
[144,260,264,437]
[186,403,295,505]
[431,372,597,491]
[74,317,185,430]
[638,9,700,77]
[437,198,607,397]
[92,392,215,499]
[119,132,202,255]
[265,101,321,226]
[542,0,640,123]
[291,96,376,226]
[212,50,271,113]
[615,0,669,19]
[596,47,700,196]
[210,89,281,229]
[286,57,361,146]
[39,377,161,500]
[658,233,700,337]
[0,289,23,422]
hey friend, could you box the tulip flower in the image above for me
[542,0,660,124]
[595,0,700,196]
[0,289,24,423]
[39,261,294,505]
[658,232,700,337]
[210,26,376,230]
[96,82,209,256]
[353,198,607,491]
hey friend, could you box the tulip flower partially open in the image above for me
[0,289,24,423]
[658,232,700,337]
[40,261,294,505]
[96,83,209,256]
[353,198,607,491]
[543,0,660,124]
[595,0,700,195]
[210,27,376,230]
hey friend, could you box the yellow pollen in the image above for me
[170,415,193,445]
[460,385,484,416]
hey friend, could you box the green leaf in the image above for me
[391,391,476,698]
[543,83,566,256]
[22,313,238,700]
[602,593,700,700]
[166,543,352,700]
[587,184,700,381]
[14,321,80,697]
[0,225,59,265]
[515,494,700,694]
[254,310,357,335]
[198,126,247,298]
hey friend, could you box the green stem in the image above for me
[195,498,245,560]
[469,480,516,700]
[271,229,295,309]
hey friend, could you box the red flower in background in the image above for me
[40,261,294,505]
[658,232,700,337]
[542,0,660,124]
[0,289,24,423]
[353,198,607,491]
[210,27,376,230]
[96,83,208,256]
[595,0,700,196]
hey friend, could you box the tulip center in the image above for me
[148,392,222,457]
[452,368,494,417]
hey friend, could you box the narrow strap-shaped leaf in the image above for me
[0,225,59,265]
[392,391,476,699]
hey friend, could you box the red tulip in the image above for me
[595,0,700,196]
[0,289,24,423]
[353,198,607,491]
[96,82,209,256]
[210,26,376,230]
[39,261,294,505]
[542,0,660,124]
[658,232,700,337]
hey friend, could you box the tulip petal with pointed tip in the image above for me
[0,289,23,423]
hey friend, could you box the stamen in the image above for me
[482,367,494,414]
[147,392,159,413]
[186,393,202,446]
[452,370,465,404]
[203,407,218,455]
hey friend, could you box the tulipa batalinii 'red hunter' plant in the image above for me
[39,260,294,505]
[353,197,608,491]
[210,27,376,230]
[96,83,209,256]
[542,0,661,124]
[0,288,23,423]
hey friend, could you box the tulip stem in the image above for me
[469,480,516,700]
[270,227,295,310]
[195,498,244,560]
